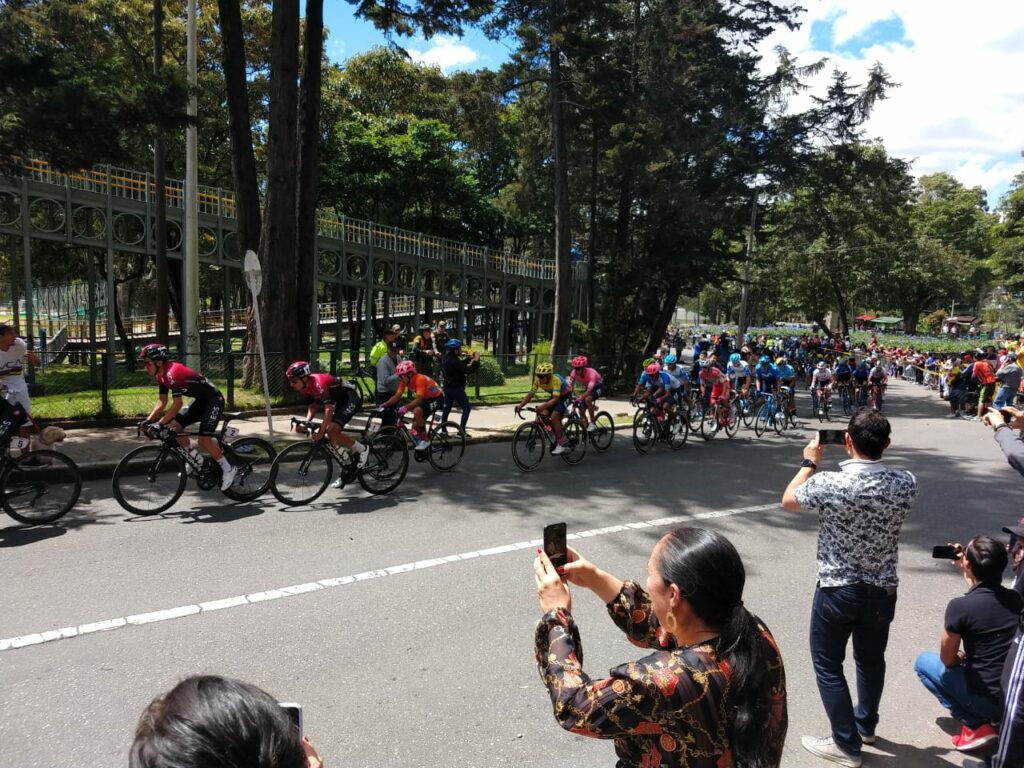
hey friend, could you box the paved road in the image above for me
[0,379,1017,768]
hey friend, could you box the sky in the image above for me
[323,1,1024,208]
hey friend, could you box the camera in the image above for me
[932,545,960,560]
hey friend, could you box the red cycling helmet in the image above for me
[286,361,311,380]
[396,360,416,376]
[571,355,588,369]
[645,362,661,376]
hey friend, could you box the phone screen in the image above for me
[279,703,302,735]
[932,545,958,560]
[818,429,846,445]
[543,523,567,568]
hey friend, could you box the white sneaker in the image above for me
[356,447,370,467]
[415,438,430,451]
[586,422,597,432]
[800,736,862,767]
[551,444,566,455]
[331,477,344,489]
[219,465,237,491]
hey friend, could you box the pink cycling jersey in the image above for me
[568,367,603,394]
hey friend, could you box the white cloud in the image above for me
[406,36,479,73]
[758,0,1024,203]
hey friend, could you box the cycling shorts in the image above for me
[0,396,28,446]
[175,393,225,435]
[421,395,444,416]
[583,384,605,401]
[733,376,749,389]
[329,389,363,428]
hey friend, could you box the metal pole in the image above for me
[738,192,758,337]
[250,288,275,437]
[182,0,201,364]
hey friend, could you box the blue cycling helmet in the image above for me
[664,354,677,364]
[759,355,771,364]
[729,353,741,364]
[445,338,463,350]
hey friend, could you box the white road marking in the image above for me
[0,502,779,652]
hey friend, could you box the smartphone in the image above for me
[932,545,958,560]
[818,429,846,445]
[1001,409,1015,424]
[543,522,568,568]
[279,702,303,735]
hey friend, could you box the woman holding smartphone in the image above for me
[533,527,787,768]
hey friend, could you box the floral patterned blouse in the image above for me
[535,581,787,767]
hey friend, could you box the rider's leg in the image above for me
[551,411,564,442]
[325,421,354,450]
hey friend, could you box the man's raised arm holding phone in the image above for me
[981,406,1024,477]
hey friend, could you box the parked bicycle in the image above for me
[111,417,275,515]
[269,417,409,505]
[512,406,586,471]
[632,400,688,453]
[0,435,82,524]
[566,398,615,452]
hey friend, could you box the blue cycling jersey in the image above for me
[756,365,779,387]
[639,371,671,389]
[777,363,796,380]
[835,363,854,380]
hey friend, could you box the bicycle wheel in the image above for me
[112,444,187,515]
[687,398,704,431]
[724,402,740,438]
[222,437,276,501]
[358,431,409,495]
[700,406,716,440]
[1,450,82,524]
[590,411,615,452]
[512,422,546,471]
[632,411,657,454]
[773,405,787,435]
[560,418,587,465]
[269,442,333,506]
[754,405,771,437]
[842,389,854,417]
[740,397,757,428]
[823,397,832,422]
[427,421,465,472]
[668,411,689,450]
[816,396,827,423]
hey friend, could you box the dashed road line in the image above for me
[0,502,779,652]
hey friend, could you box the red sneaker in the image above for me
[952,723,998,752]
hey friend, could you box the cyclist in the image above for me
[853,357,871,406]
[834,356,855,409]
[286,361,368,484]
[776,356,797,417]
[661,354,691,404]
[868,357,889,409]
[515,362,572,455]
[725,352,751,401]
[139,344,235,491]
[810,360,834,415]
[566,355,604,432]
[381,360,443,450]
[700,364,732,435]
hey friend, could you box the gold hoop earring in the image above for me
[664,612,677,635]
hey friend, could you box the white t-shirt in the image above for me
[0,338,29,391]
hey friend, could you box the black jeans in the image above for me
[995,630,1024,768]
[442,386,471,429]
[810,582,898,755]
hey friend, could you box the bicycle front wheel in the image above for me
[740,398,757,428]
[632,411,657,454]
[668,412,689,450]
[724,403,740,438]
[222,437,276,501]
[512,423,546,471]
[754,405,771,437]
[427,422,466,472]
[590,411,615,452]
[560,418,587,465]
[773,405,787,435]
[1,450,83,524]
[358,431,409,495]
[112,445,187,515]
[269,442,333,506]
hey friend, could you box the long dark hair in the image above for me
[129,675,306,768]
[657,527,786,768]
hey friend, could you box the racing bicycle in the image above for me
[632,399,688,453]
[512,406,586,471]
[374,405,466,472]
[0,435,82,524]
[754,392,788,437]
[566,398,615,452]
[111,416,276,515]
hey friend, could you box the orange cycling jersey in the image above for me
[396,373,442,400]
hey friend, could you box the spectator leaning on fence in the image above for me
[782,409,918,768]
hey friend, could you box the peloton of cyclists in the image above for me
[286,361,368,485]
[139,344,236,491]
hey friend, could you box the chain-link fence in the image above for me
[24,348,650,423]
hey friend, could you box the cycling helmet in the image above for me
[445,338,463,350]
[645,362,661,376]
[729,353,741,364]
[664,354,677,365]
[139,343,169,362]
[759,355,770,364]
[395,360,416,376]
[776,357,786,366]
[536,362,554,376]
[817,361,826,369]
[642,357,656,368]
[286,361,311,380]
[571,355,588,369]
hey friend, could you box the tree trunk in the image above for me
[295,0,323,358]
[548,0,571,356]
[586,123,598,327]
[642,282,681,356]
[258,0,301,369]
[828,275,849,336]
[153,0,169,343]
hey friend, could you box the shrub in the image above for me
[474,354,505,386]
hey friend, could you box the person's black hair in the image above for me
[656,527,786,768]
[846,409,891,460]
[965,536,1009,585]
[129,675,305,768]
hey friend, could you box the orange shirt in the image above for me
[973,360,996,386]
[396,373,442,399]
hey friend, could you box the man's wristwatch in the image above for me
[800,459,817,470]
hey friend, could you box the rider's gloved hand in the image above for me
[629,396,638,406]
[397,406,408,417]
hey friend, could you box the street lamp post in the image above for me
[183,0,200,363]
[244,250,275,437]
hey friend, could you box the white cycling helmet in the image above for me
[817,361,826,369]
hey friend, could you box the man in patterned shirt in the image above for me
[782,409,918,768]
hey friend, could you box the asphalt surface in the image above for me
[0,379,1019,768]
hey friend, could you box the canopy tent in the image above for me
[855,313,877,321]
[869,316,903,326]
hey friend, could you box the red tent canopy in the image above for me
[855,313,877,321]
